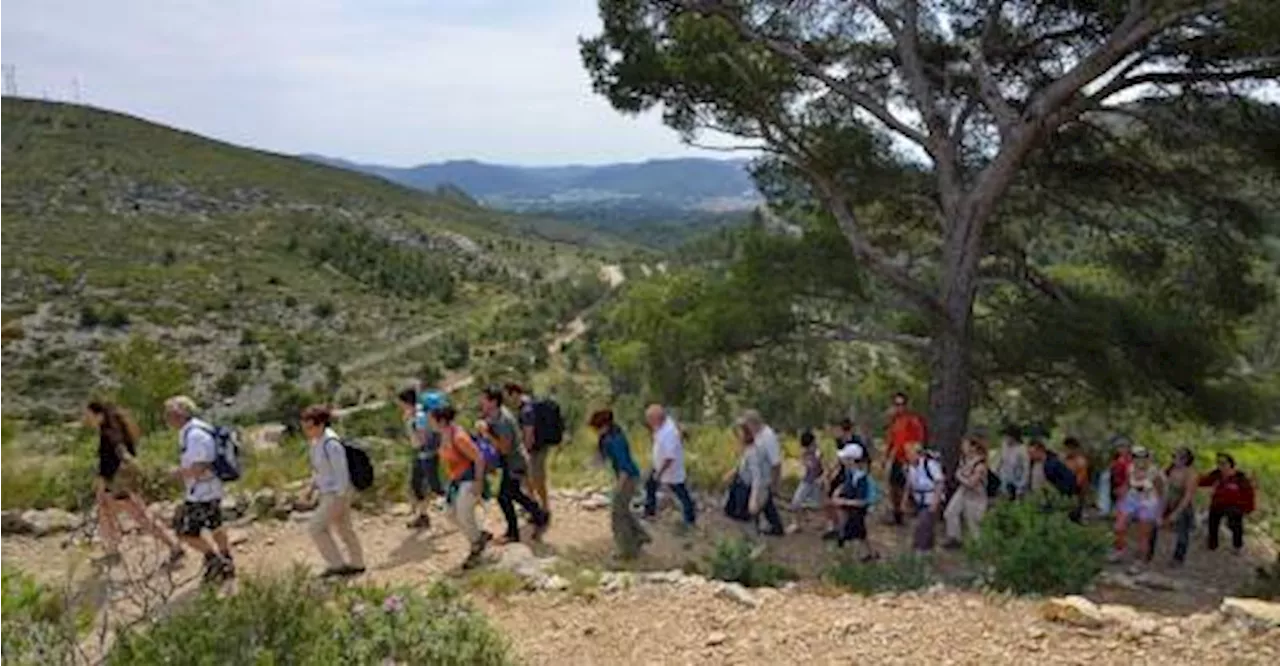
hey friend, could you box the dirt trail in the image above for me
[3,490,1275,665]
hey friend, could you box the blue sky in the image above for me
[1,0,711,166]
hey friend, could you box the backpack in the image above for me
[531,398,565,448]
[335,439,374,491]
[864,475,883,507]
[472,434,503,472]
[985,469,1002,498]
[193,424,242,483]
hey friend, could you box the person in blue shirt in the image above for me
[590,408,650,559]
[397,388,447,530]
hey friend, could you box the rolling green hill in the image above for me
[0,98,618,420]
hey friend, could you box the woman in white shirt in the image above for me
[904,446,945,552]
[301,405,365,578]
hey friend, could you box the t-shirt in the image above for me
[179,418,223,502]
[407,407,437,459]
[98,429,136,480]
[907,457,943,504]
[756,426,782,470]
[840,470,870,503]
[440,425,481,482]
[600,426,640,478]
[801,448,823,483]
[651,418,687,484]
[886,412,926,464]
[488,409,527,474]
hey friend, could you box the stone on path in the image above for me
[17,509,81,537]
[1220,597,1280,630]
[716,582,761,609]
[580,494,610,511]
[1040,596,1109,629]
[705,631,728,646]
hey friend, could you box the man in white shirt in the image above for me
[742,409,785,536]
[165,396,234,583]
[642,405,697,530]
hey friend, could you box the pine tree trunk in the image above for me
[928,237,979,478]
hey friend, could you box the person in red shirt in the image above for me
[1107,435,1133,511]
[1198,453,1255,555]
[885,391,926,526]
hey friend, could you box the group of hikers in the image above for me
[86,385,1258,583]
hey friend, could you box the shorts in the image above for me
[528,447,550,482]
[840,507,868,542]
[173,500,223,537]
[889,461,908,490]
[411,456,444,500]
[1117,493,1161,523]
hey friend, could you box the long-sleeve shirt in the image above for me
[310,428,350,494]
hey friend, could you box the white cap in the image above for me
[838,443,865,461]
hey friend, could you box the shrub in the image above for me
[964,497,1110,595]
[104,335,192,433]
[2,569,87,665]
[824,554,933,594]
[312,300,336,318]
[107,573,511,666]
[214,371,243,398]
[705,537,797,588]
[103,306,131,328]
[77,304,101,328]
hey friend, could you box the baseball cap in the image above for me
[1132,445,1150,458]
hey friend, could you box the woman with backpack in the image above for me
[430,404,489,569]
[723,420,769,536]
[1199,453,1255,556]
[943,435,990,549]
[85,401,184,567]
[301,405,365,578]
[904,445,945,552]
[589,409,650,560]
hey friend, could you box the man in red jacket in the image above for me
[1198,453,1255,555]
[885,392,926,526]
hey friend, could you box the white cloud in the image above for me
[1,0,709,165]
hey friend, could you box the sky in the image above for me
[1,0,713,166]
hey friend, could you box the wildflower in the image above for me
[351,602,368,617]
[382,594,405,614]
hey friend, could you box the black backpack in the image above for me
[327,438,374,491]
[532,398,565,448]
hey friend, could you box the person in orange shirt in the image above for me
[430,403,490,569]
[885,391,927,526]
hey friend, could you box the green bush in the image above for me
[107,573,510,666]
[824,554,934,594]
[964,497,1110,595]
[2,569,87,665]
[705,538,797,589]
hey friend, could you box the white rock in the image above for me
[716,582,762,609]
[1040,596,1109,629]
[291,511,314,523]
[541,575,570,592]
[21,509,81,537]
[228,529,250,546]
[2,510,33,534]
[705,632,728,646]
[390,503,413,517]
[580,494,610,511]
[1220,597,1280,629]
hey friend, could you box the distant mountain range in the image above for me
[301,155,760,213]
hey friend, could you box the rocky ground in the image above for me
[3,489,1278,665]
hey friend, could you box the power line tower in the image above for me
[3,65,17,97]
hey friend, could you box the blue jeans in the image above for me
[644,475,696,525]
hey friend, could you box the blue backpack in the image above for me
[190,424,242,482]
[864,475,883,507]
[472,434,502,472]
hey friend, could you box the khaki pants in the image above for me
[450,481,482,549]
[944,490,987,541]
[309,492,364,569]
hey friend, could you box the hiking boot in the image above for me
[462,549,484,570]
[201,554,230,583]
[219,555,237,579]
[532,513,551,541]
[319,567,349,579]
[339,565,367,577]
[406,514,431,530]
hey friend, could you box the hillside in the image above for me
[303,155,760,212]
[0,98,619,420]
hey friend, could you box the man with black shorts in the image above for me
[165,396,234,583]
[884,392,926,526]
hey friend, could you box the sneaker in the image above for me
[339,565,367,577]
[406,514,431,530]
[319,567,348,579]
[1107,549,1127,564]
[461,550,484,570]
[202,555,230,583]
[219,555,237,580]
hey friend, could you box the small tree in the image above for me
[104,335,192,433]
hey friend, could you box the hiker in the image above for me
[431,403,489,569]
[397,388,444,530]
[482,387,549,544]
[885,391,926,525]
[821,432,866,540]
[834,417,874,465]
[1028,440,1078,497]
[503,383,552,512]
[996,424,1030,500]
[831,443,878,561]
[723,420,770,535]
[590,409,650,559]
[164,396,234,582]
[904,445,944,552]
[790,431,824,511]
[740,410,785,536]
[1199,453,1254,556]
[1160,447,1199,566]
[943,434,990,549]
[643,404,696,531]
[1111,446,1165,567]
[86,401,184,567]
[1106,435,1135,513]
[1063,437,1090,515]
[301,405,365,578]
